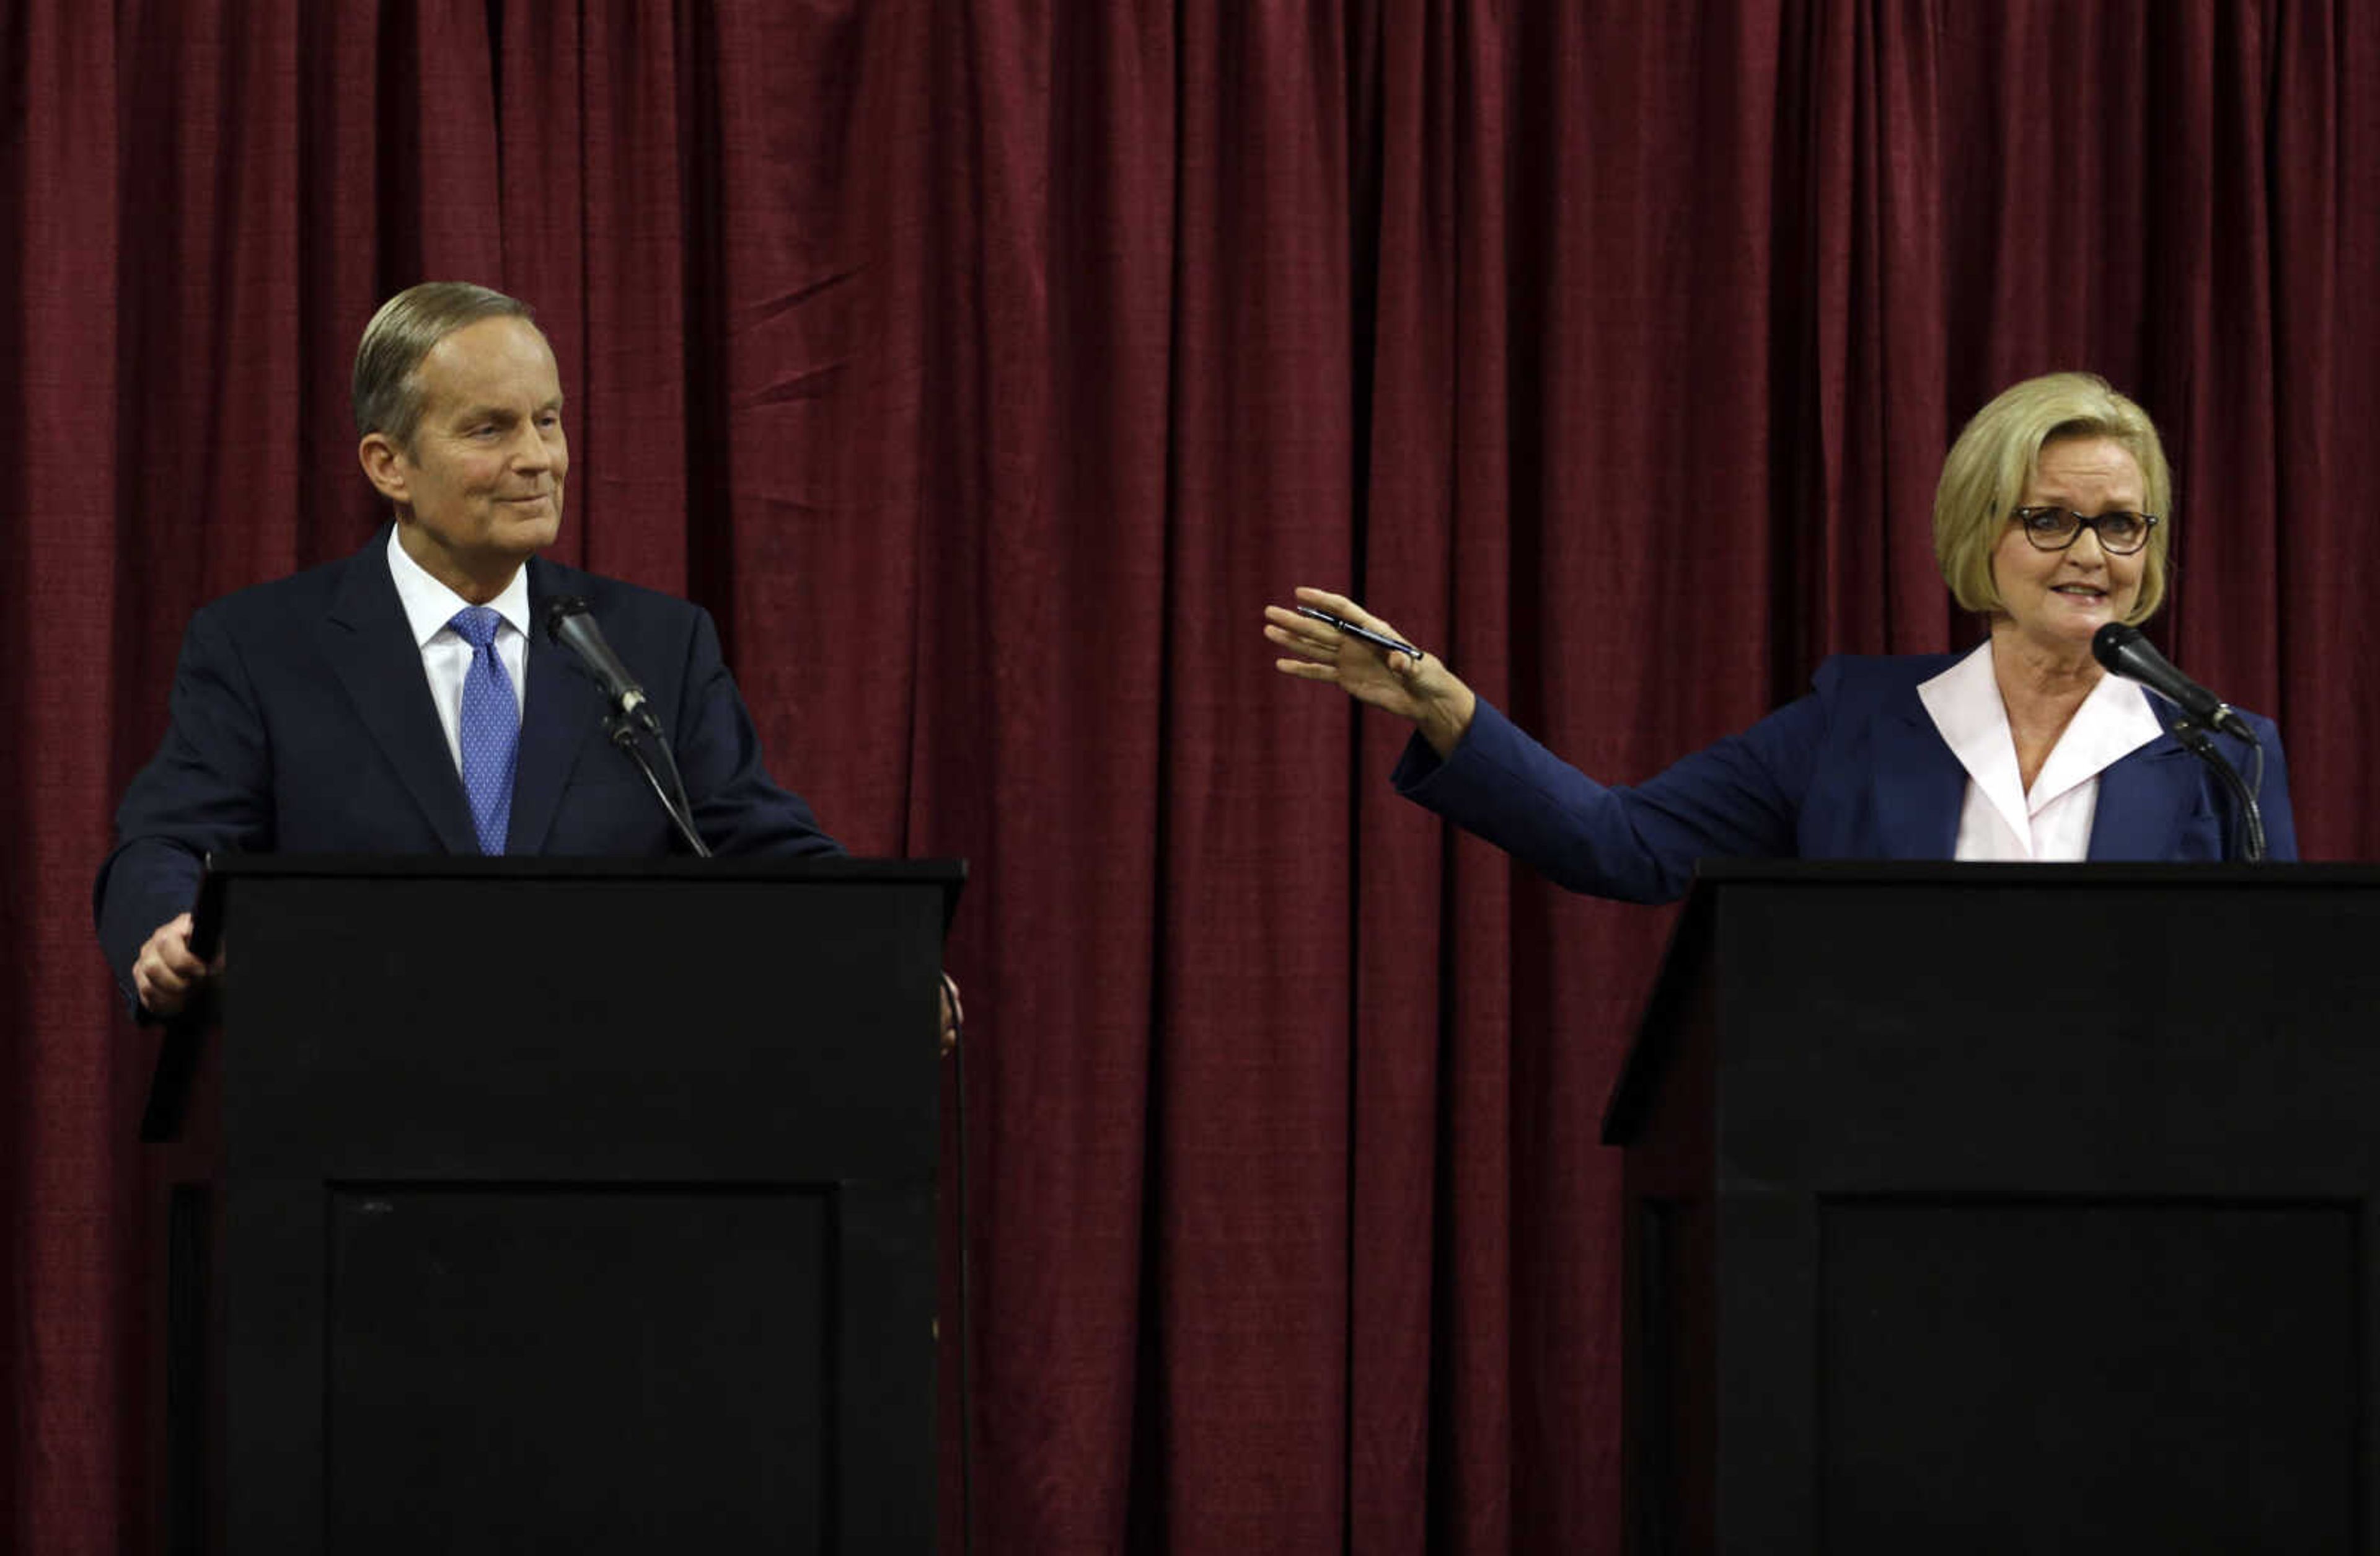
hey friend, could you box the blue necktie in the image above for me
[450,606,517,854]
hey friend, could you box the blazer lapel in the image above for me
[322,534,481,854]
[507,564,610,854]
[2088,715,2200,860]
[1871,691,1967,859]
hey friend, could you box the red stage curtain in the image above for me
[8,2,2378,1550]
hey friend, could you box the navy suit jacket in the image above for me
[95,529,840,1004]
[1392,653,2298,903]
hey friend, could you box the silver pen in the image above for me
[1295,605,1426,662]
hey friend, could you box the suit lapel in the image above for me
[508,562,610,854]
[2088,714,2198,860]
[1872,674,2196,862]
[1872,690,1967,859]
[322,533,480,854]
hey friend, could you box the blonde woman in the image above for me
[1266,373,2296,898]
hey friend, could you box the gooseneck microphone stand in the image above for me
[608,703,711,857]
[2166,715,2268,863]
[2091,622,2269,863]
[546,596,710,855]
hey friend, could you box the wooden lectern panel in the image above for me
[1608,863,2380,1556]
[326,1187,829,1552]
[148,856,957,1556]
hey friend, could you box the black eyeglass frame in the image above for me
[2008,506,2161,555]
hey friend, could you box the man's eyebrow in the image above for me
[447,397,565,423]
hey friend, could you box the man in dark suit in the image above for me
[95,282,841,1018]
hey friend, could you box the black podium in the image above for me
[1604,862,2380,1555]
[144,854,963,1556]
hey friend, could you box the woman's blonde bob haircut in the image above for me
[1933,371,2173,625]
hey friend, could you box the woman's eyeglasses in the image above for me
[2010,506,2159,555]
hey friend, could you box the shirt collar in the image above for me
[2029,655,2166,807]
[386,528,532,648]
[1918,639,2165,836]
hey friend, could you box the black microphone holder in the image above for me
[2164,714,2268,864]
[606,709,711,857]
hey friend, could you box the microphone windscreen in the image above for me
[545,595,591,645]
[2091,621,2146,674]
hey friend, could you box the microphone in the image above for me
[2090,623,2257,743]
[544,594,708,854]
[544,596,655,727]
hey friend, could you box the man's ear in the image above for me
[358,432,410,505]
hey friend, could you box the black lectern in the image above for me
[1604,862,2380,1556]
[144,854,963,1556]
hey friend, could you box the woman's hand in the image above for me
[1264,586,1478,756]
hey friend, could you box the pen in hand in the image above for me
[1295,605,1426,664]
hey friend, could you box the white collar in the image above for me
[1917,639,2164,842]
[386,528,532,647]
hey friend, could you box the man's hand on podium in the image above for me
[940,974,964,1056]
[134,911,218,1019]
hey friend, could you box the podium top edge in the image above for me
[1689,859,2380,888]
[200,852,967,885]
[1601,857,2380,1146]
[190,855,969,961]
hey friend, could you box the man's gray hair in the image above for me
[351,281,538,447]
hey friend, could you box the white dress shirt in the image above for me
[386,529,530,772]
[1917,640,2164,862]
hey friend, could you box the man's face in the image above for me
[363,316,568,599]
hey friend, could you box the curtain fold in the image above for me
[11,4,2380,1552]
[10,2,129,1548]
